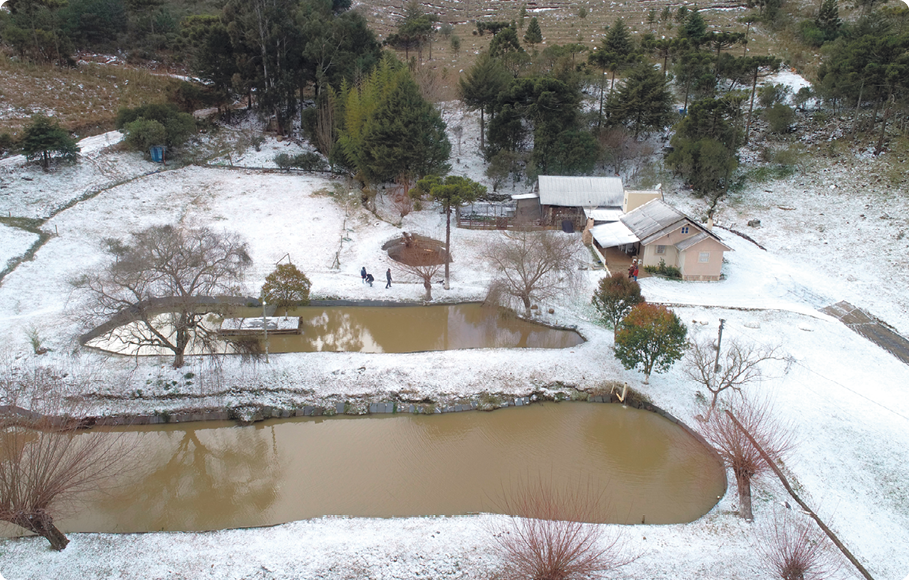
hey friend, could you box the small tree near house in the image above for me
[592,273,644,336]
[699,395,794,521]
[261,262,311,316]
[614,303,687,383]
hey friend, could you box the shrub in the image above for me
[123,118,167,153]
[758,83,791,108]
[274,152,327,172]
[592,273,644,335]
[116,103,196,150]
[0,132,16,155]
[765,103,795,134]
[643,258,681,279]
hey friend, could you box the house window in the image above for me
[656,245,666,254]
[681,226,690,234]
[699,252,710,263]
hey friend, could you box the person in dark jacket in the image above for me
[385,268,392,289]
[361,267,367,283]
[365,273,374,287]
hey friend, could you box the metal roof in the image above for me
[511,193,539,200]
[620,199,686,243]
[537,176,624,208]
[584,208,624,222]
[591,221,639,248]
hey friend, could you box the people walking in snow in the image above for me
[361,267,367,284]
[385,269,392,289]
[365,273,374,287]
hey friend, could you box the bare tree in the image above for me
[699,396,794,521]
[755,507,844,580]
[684,337,789,419]
[0,364,133,550]
[490,478,635,580]
[390,234,444,301]
[73,224,252,368]
[485,230,583,316]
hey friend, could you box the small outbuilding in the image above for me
[590,199,732,281]
[537,176,624,230]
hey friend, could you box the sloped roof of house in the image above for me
[590,221,639,247]
[620,199,732,250]
[537,176,624,208]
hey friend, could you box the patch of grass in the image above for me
[0,53,180,136]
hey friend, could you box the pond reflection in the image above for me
[54,403,725,533]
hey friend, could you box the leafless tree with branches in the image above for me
[698,396,794,521]
[72,224,252,368]
[389,233,444,301]
[0,363,134,550]
[490,478,635,580]
[754,507,844,580]
[684,336,789,419]
[484,230,583,316]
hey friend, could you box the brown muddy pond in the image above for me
[55,403,724,533]
[88,303,584,355]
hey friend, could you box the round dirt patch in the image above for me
[383,233,450,266]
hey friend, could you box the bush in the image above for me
[123,118,167,153]
[765,103,795,134]
[0,132,16,156]
[614,303,687,383]
[116,103,196,150]
[758,83,790,108]
[274,152,327,172]
[643,259,682,279]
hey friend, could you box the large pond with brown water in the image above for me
[49,403,724,534]
[87,303,584,355]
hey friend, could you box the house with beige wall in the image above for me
[590,199,732,281]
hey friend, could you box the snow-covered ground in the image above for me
[0,103,908,580]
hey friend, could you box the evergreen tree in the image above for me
[666,97,741,197]
[681,9,707,45]
[605,63,674,137]
[20,114,79,169]
[588,18,639,125]
[592,273,644,336]
[458,52,510,150]
[523,17,542,50]
[489,26,525,58]
[815,0,842,42]
[357,61,451,185]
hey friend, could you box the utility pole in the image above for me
[263,298,269,364]
[714,318,726,373]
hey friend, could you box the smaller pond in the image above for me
[87,303,584,355]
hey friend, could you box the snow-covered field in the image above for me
[0,103,908,580]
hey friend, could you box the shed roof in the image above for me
[537,176,624,208]
[584,208,624,222]
[590,221,639,248]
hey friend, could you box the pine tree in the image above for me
[359,71,451,184]
[20,114,79,170]
[605,63,674,137]
[815,0,841,41]
[524,17,542,49]
[681,9,707,45]
[458,52,510,150]
[588,18,638,124]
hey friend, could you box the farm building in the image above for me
[536,176,662,230]
[590,199,732,281]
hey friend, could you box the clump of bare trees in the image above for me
[0,363,133,550]
[490,479,634,580]
[484,230,583,316]
[754,507,844,580]
[684,336,789,418]
[73,224,252,368]
[698,396,794,521]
